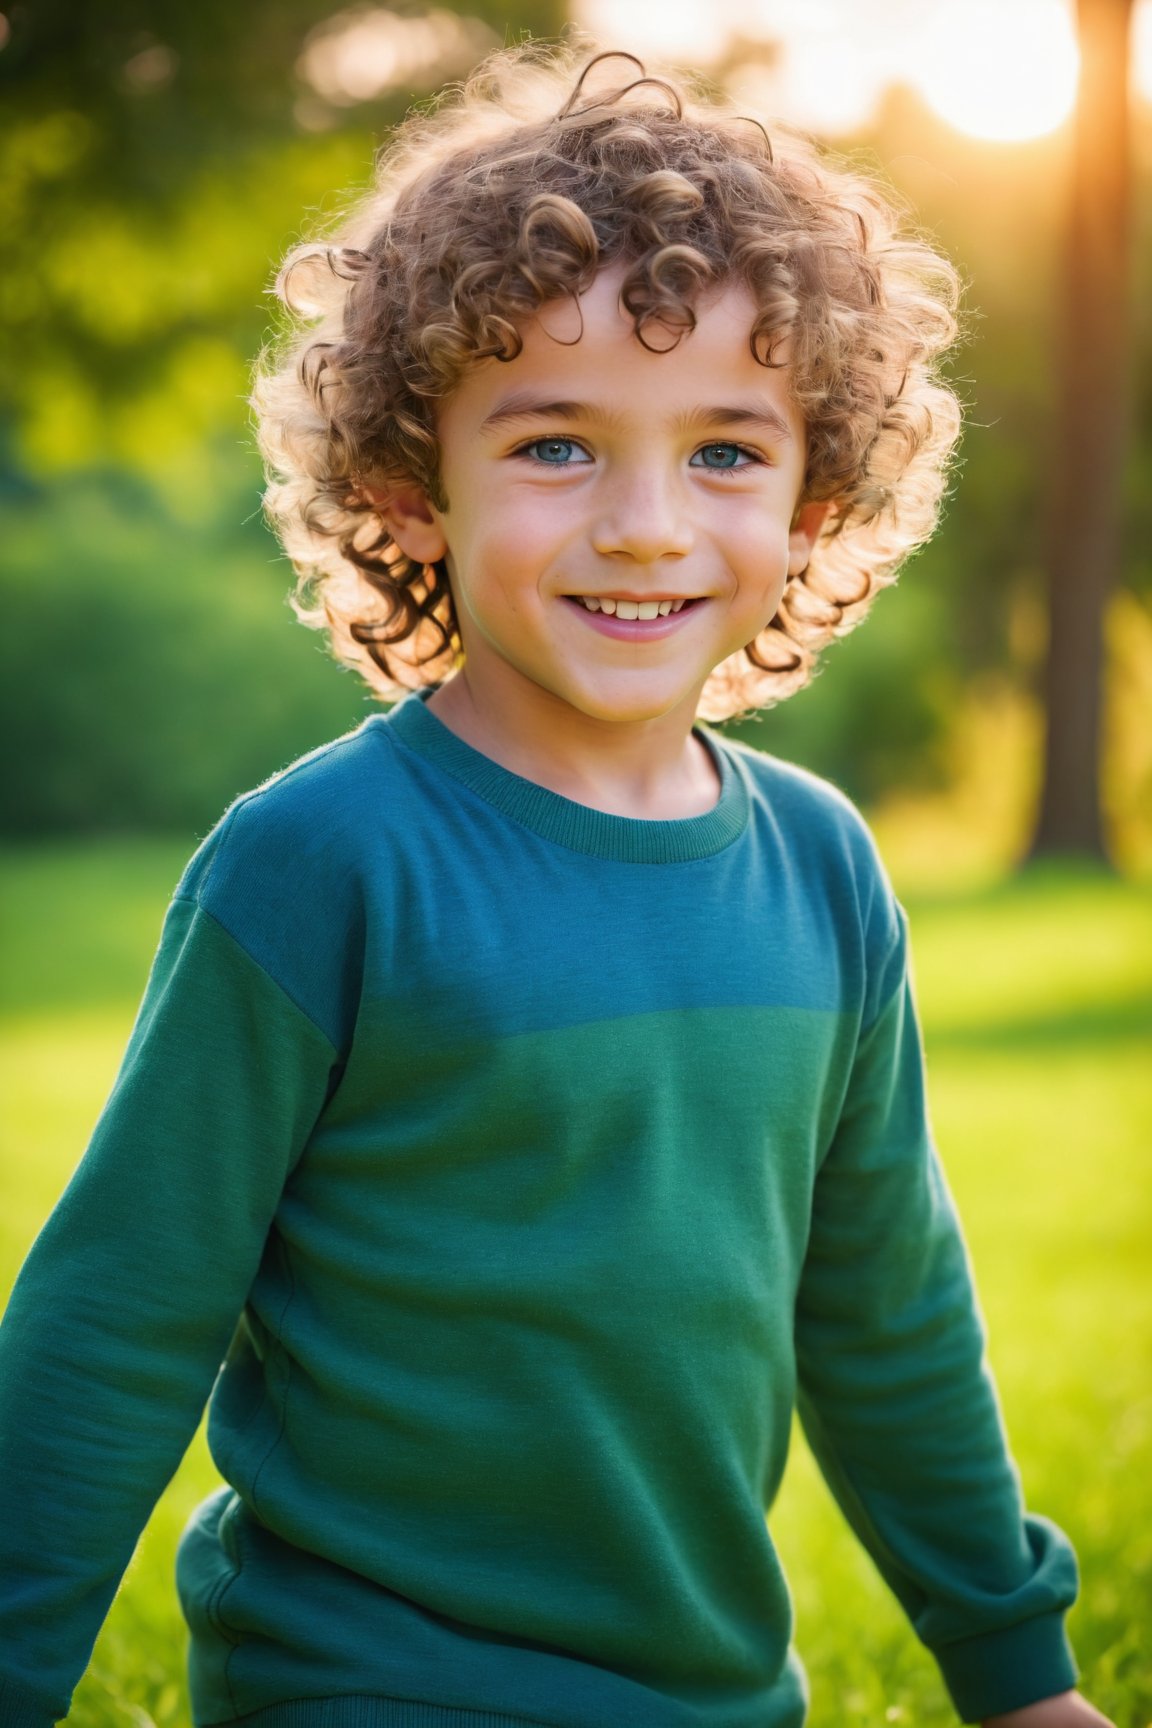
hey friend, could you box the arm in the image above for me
[983,1695,1115,1726]
[795,901,1083,1724]
[0,882,341,1727]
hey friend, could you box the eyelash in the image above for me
[511,436,766,472]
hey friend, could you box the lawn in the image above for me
[1,839,1150,1727]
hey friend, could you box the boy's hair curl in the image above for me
[253,40,963,720]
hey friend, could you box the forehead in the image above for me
[437,265,800,439]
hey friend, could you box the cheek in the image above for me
[724,508,792,583]
[488,528,578,618]
[460,492,568,568]
[445,524,554,627]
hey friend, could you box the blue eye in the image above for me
[523,437,586,465]
[692,442,752,470]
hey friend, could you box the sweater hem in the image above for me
[213,1696,563,1728]
[0,1672,61,1728]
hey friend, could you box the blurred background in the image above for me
[1,0,1151,878]
[1,4,1151,1725]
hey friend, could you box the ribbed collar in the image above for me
[379,688,749,864]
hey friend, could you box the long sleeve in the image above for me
[794,901,1079,1723]
[0,708,1092,1728]
[0,878,341,1728]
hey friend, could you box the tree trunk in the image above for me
[1027,0,1133,863]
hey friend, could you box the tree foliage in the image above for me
[0,0,562,500]
[1,4,1150,844]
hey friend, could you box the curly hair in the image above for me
[252,40,963,720]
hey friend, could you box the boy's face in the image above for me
[381,266,828,741]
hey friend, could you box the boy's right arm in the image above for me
[0,849,342,1728]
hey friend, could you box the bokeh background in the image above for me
[1,2,1151,1724]
[3,0,1152,870]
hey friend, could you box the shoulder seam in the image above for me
[171,892,341,1057]
[193,800,242,903]
[229,723,374,810]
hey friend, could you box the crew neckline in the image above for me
[378,687,749,864]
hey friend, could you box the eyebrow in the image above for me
[478,394,794,443]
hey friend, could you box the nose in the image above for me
[589,458,694,564]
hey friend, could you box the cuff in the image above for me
[0,1674,60,1728]
[934,1610,1079,1723]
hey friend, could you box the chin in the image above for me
[569,690,699,726]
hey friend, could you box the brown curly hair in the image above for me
[252,40,963,720]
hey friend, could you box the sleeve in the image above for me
[794,896,1080,1725]
[0,829,344,1728]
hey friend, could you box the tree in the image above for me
[1028,0,1135,862]
[0,0,565,492]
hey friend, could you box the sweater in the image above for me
[0,689,1079,1728]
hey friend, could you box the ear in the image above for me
[368,479,449,566]
[787,499,833,577]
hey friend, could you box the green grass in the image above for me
[2,840,1150,1727]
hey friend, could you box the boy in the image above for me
[0,42,1114,1728]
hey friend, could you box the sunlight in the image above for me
[297,0,1149,138]
[297,7,496,106]
[572,0,897,134]
[1135,0,1152,103]
[571,0,1126,143]
[906,0,1079,141]
[726,38,886,138]
[573,0,722,64]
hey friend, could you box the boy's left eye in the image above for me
[690,442,760,471]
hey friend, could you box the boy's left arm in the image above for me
[794,899,1106,1725]
[983,1693,1115,1725]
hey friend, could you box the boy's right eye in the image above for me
[516,437,592,466]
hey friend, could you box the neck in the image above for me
[425,673,721,820]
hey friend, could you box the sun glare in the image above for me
[1135,0,1152,103]
[907,0,1079,141]
[572,0,722,66]
[569,0,1152,142]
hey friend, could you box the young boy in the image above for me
[0,43,1114,1728]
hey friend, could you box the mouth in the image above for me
[561,593,706,640]
[564,595,703,619]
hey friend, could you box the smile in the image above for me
[566,596,699,618]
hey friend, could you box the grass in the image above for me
[1,837,1150,1728]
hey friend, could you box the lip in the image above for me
[563,595,705,640]
[568,594,698,605]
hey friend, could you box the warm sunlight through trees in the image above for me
[1,2,1149,867]
[911,0,1079,140]
[572,0,1152,143]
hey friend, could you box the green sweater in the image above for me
[0,691,1078,1728]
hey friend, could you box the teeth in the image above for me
[573,596,696,616]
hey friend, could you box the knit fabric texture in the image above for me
[0,691,1079,1728]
